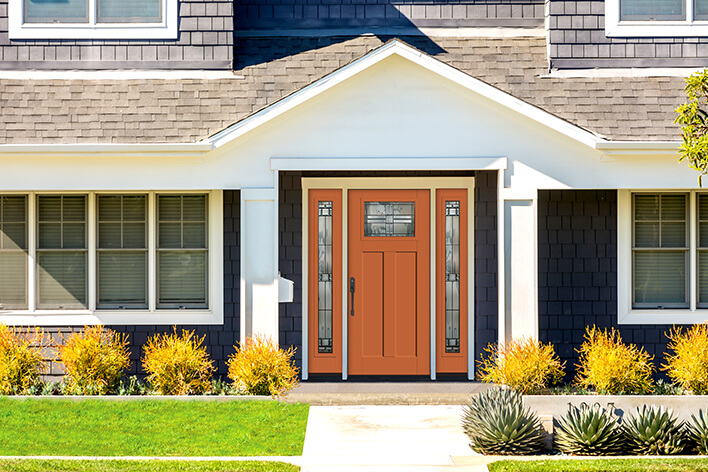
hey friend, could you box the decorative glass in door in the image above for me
[318,201,333,353]
[444,201,460,353]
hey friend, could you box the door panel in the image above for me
[348,189,430,375]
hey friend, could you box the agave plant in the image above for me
[622,405,685,455]
[554,402,624,456]
[686,409,708,455]
[461,387,546,455]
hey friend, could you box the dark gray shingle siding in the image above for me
[0,0,233,70]
[234,0,543,31]
[538,189,686,381]
[474,171,498,372]
[548,0,708,68]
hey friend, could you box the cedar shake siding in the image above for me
[538,189,688,380]
[234,0,543,32]
[547,0,708,69]
[278,170,497,375]
[44,190,241,379]
[0,0,233,70]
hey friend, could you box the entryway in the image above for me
[303,177,474,379]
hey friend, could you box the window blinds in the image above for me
[0,196,27,309]
[621,0,685,20]
[157,195,208,308]
[97,195,147,309]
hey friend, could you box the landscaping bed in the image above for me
[0,398,309,457]
[0,460,299,472]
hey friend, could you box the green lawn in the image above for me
[0,460,298,472]
[0,398,309,457]
[489,458,708,472]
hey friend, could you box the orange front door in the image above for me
[348,189,430,375]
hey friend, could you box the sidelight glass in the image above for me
[444,201,460,353]
[364,202,415,237]
[0,196,28,309]
[318,201,333,353]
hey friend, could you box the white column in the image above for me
[240,188,279,343]
[499,188,539,343]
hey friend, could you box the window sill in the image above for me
[0,309,223,326]
[619,310,708,325]
[606,21,708,37]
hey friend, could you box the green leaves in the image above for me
[622,405,685,456]
[555,403,625,456]
[676,69,708,186]
[462,387,546,455]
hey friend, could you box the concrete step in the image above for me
[284,382,491,405]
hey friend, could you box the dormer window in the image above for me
[607,0,708,36]
[8,0,177,39]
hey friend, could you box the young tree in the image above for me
[676,70,708,186]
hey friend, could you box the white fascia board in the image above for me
[270,156,508,171]
[595,141,681,156]
[207,40,604,150]
[0,143,214,157]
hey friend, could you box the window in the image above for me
[619,190,708,324]
[606,0,708,36]
[8,0,177,40]
[0,192,222,326]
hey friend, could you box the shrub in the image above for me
[118,375,151,396]
[575,326,654,394]
[461,387,546,455]
[227,336,299,396]
[0,324,47,395]
[663,325,708,395]
[477,337,565,394]
[687,409,708,455]
[142,328,215,395]
[58,326,130,395]
[622,405,685,455]
[554,403,624,456]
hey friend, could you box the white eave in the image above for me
[595,141,681,155]
[0,143,214,157]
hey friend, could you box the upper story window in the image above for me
[606,0,708,37]
[8,0,178,40]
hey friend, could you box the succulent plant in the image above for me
[622,405,685,455]
[461,387,546,455]
[686,409,708,455]
[554,402,624,456]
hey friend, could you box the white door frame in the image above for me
[301,176,476,380]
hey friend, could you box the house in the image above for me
[0,0,702,380]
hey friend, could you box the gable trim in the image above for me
[207,39,604,150]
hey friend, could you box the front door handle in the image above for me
[349,277,355,316]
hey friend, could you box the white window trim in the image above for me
[8,0,178,40]
[618,189,708,325]
[0,190,223,326]
[606,0,708,37]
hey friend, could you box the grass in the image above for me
[489,458,708,472]
[0,460,299,472]
[0,398,309,457]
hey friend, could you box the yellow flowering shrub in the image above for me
[227,336,299,397]
[663,324,708,394]
[0,324,47,395]
[575,326,654,394]
[477,337,565,394]
[142,328,214,395]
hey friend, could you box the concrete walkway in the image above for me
[300,405,493,472]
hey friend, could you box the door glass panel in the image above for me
[445,201,460,353]
[318,201,333,353]
[364,202,415,237]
